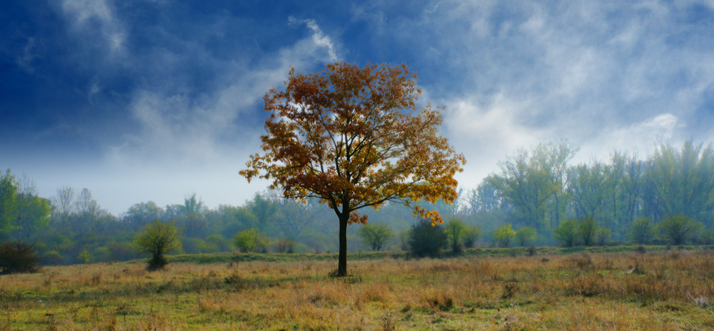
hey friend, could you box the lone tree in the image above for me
[133,220,182,271]
[241,62,465,276]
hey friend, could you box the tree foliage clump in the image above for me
[133,220,182,271]
[444,219,467,253]
[515,226,537,247]
[658,215,703,245]
[0,241,40,274]
[628,217,656,245]
[577,217,598,246]
[408,219,447,258]
[358,223,394,251]
[233,228,268,253]
[494,224,516,248]
[240,62,465,276]
[554,219,578,247]
[462,225,481,249]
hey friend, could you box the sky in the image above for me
[3,0,714,215]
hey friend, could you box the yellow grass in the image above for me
[1,250,713,330]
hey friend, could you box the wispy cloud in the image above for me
[351,0,714,186]
[289,17,339,62]
[95,17,341,212]
[60,0,126,54]
[15,37,38,73]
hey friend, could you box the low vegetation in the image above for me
[1,247,713,330]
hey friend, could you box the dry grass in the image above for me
[1,250,713,330]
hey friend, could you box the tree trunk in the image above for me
[337,213,348,276]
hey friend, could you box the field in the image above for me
[1,247,714,330]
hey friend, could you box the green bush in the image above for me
[515,226,536,247]
[233,228,268,253]
[494,224,516,248]
[444,219,466,254]
[658,215,703,245]
[577,217,597,246]
[462,225,481,249]
[358,223,394,251]
[554,219,578,247]
[408,219,447,258]
[133,220,182,271]
[628,217,656,245]
[0,241,40,274]
[274,239,296,253]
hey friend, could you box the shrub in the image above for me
[554,219,578,247]
[515,226,536,247]
[577,217,597,246]
[494,224,516,248]
[358,223,394,251]
[78,250,91,264]
[658,215,703,245]
[398,230,410,251]
[0,241,40,274]
[408,219,447,258]
[274,239,296,253]
[133,220,182,271]
[628,217,655,245]
[205,234,232,252]
[462,225,481,249]
[444,219,467,254]
[233,228,268,253]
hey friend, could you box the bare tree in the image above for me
[51,186,75,221]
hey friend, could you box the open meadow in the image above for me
[1,248,714,330]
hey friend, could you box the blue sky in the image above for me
[3,0,714,214]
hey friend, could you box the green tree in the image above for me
[628,217,655,244]
[647,141,714,223]
[658,215,703,245]
[567,162,607,221]
[0,241,39,274]
[462,225,481,249]
[357,223,394,251]
[245,193,278,232]
[124,201,164,231]
[233,228,268,253]
[494,224,516,248]
[553,219,578,247]
[408,219,448,257]
[444,219,467,253]
[240,62,465,276]
[180,194,208,238]
[490,140,576,231]
[577,217,598,246]
[0,170,19,239]
[515,226,537,247]
[133,220,182,271]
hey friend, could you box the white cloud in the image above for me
[60,0,126,53]
[94,17,341,213]
[575,113,682,163]
[289,17,339,62]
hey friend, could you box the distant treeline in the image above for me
[459,139,714,246]
[1,140,713,265]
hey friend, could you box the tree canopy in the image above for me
[240,61,465,276]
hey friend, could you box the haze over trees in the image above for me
[2,138,714,269]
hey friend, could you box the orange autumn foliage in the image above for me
[240,61,465,275]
